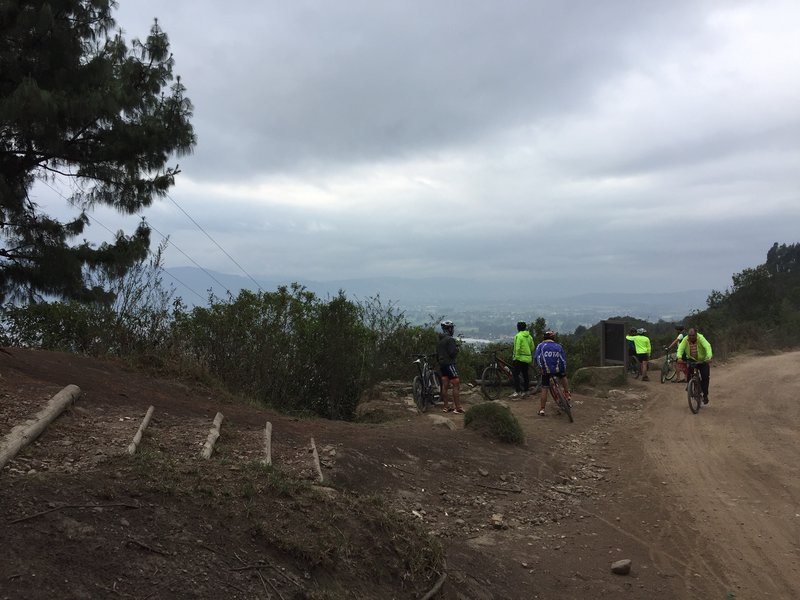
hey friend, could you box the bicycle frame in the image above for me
[544,373,573,422]
[685,359,705,414]
[412,353,440,412]
[660,348,677,383]
[492,352,514,381]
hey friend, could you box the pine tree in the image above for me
[0,0,196,302]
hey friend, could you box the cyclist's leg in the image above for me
[539,372,551,415]
[511,360,523,393]
[521,362,530,393]
[698,362,710,402]
[451,377,463,412]
[440,373,451,411]
[560,374,571,402]
[640,354,650,380]
[446,364,463,412]
[675,359,687,382]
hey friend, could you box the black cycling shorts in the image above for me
[441,364,459,380]
[541,371,565,388]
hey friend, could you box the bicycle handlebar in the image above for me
[680,357,706,364]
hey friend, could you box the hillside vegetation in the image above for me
[2,242,798,418]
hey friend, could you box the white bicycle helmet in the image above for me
[440,320,454,333]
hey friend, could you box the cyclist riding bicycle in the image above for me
[667,324,688,382]
[534,330,570,416]
[676,328,713,404]
[437,320,464,414]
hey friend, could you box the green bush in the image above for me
[463,402,524,444]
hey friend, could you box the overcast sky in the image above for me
[43,0,800,296]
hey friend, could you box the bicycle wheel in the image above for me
[412,375,426,412]
[663,357,677,382]
[627,356,640,379]
[481,366,502,400]
[552,385,573,423]
[426,371,441,407]
[687,377,702,414]
[660,356,672,383]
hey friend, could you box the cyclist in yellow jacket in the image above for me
[511,321,534,398]
[676,328,713,404]
[626,328,652,380]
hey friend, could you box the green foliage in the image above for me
[0,1,195,302]
[0,239,175,355]
[167,285,436,420]
[463,402,524,444]
[694,241,800,356]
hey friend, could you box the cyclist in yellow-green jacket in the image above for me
[626,328,652,380]
[511,321,534,398]
[677,328,713,404]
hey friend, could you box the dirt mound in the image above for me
[2,347,799,599]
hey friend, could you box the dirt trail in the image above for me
[638,351,800,598]
[2,348,800,599]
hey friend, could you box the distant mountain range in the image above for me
[163,267,709,326]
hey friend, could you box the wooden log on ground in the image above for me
[127,406,155,455]
[200,412,224,459]
[310,436,324,483]
[0,384,81,471]
[262,422,272,466]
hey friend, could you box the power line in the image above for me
[38,180,208,303]
[166,192,264,292]
[140,217,235,298]
[39,176,266,303]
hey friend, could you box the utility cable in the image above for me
[38,180,208,303]
[166,192,264,292]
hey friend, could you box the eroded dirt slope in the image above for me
[2,348,798,599]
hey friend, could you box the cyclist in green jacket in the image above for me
[677,328,713,404]
[511,321,534,398]
[626,328,652,380]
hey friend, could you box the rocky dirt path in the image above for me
[2,348,799,599]
[634,350,800,599]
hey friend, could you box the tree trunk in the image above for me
[310,437,324,483]
[0,384,81,470]
[200,412,224,459]
[127,406,155,455]
[262,422,272,466]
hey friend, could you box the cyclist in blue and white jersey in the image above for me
[534,331,570,416]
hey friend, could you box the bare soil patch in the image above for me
[2,347,799,599]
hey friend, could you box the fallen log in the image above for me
[262,421,272,466]
[200,412,225,459]
[127,406,155,455]
[0,384,81,471]
[310,437,324,483]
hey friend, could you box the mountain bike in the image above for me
[686,358,706,414]
[627,354,641,379]
[480,350,541,400]
[660,347,677,383]
[545,375,573,423]
[412,354,441,412]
